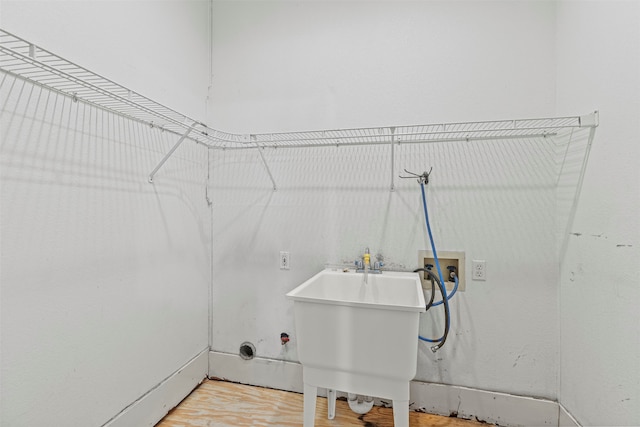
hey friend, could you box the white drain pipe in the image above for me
[347,393,374,414]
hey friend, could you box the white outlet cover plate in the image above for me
[472,260,486,280]
[280,251,290,270]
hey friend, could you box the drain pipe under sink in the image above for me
[347,393,374,414]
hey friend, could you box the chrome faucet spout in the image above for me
[364,259,369,284]
[363,247,371,284]
[355,247,382,284]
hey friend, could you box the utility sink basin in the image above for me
[287,268,426,311]
[286,269,426,427]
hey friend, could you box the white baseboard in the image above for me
[103,348,209,427]
[559,404,581,427]
[410,381,558,426]
[208,351,560,427]
[209,350,304,393]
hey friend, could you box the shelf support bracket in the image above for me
[253,137,277,191]
[560,123,597,261]
[148,122,199,183]
[390,127,396,192]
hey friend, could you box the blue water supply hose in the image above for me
[418,181,457,351]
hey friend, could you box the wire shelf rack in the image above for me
[0,29,597,150]
[247,116,588,150]
[0,29,245,149]
[0,28,598,185]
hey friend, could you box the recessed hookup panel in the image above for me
[417,250,466,292]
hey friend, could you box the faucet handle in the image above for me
[355,260,363,269]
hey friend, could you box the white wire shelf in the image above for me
[0,29,244,149]
[0,29,598,150]
[0,28,598,187]
[246,116,590,150]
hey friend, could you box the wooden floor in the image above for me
[156,379,487,427]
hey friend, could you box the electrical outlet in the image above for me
[472,260,486,281]
[280,251,290,270]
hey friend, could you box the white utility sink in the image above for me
[287,268,426,427]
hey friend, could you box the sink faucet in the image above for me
[355,248,383,284]
[363,247,370,284]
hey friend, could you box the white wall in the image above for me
[209,0,564,400]
[556,1,640,425]
[210,0,557,132]
[3,1,636,425]
[0,2,211,426]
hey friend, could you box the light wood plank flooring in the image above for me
[156,379,488,427]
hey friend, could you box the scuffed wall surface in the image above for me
[209,136,562,399]
[556,1,640,425]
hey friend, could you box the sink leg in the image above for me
[392,399,409,427]
[327,389,337,420]
[303,383,317,427]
